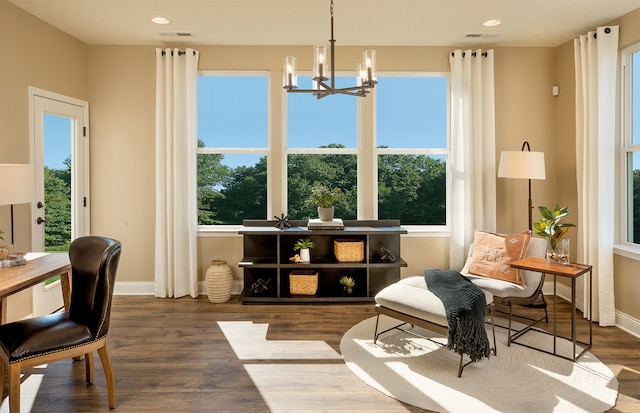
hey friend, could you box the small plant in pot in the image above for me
[533,204,575,265]
[306,184,344,221]
[293,237,315,263]
[339,275,356,294]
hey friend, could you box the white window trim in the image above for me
[617,43,640,255]
[197,70,271,229]
[374,71,451,231]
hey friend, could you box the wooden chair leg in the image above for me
[9,363,21,413]
[84,352,94,384]
[97,344,116,409]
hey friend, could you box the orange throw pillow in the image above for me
[467,230,530,286]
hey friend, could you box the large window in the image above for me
[376,75,448,225]
[197,72,269,225]
[622,46,640,245]
[197,71,449,227]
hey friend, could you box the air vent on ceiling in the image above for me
[159,32,193,37]
[466,33,501,38]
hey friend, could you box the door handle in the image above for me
[36,217,47,225]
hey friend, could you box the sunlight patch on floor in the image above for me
[217,321,341,360]
[0,366,47,413]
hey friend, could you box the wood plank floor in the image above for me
[2,295,639,412]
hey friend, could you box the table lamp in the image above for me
[497,141,546,231]
[0,164,35,246]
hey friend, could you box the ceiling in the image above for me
[7,0,640,47]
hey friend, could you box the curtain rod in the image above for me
[160,49,197,56]
[450,51,488,58]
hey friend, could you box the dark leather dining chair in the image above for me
[0,236,121,412]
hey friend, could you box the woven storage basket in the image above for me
[289,270,319,295]
[334,239,365,262]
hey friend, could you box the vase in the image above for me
[546,237,570,265]
[205,259,233,303]
[317,206,334,221]
[299,248,311,262]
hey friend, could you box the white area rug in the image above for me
[340,316,618,413]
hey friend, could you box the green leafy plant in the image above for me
[306,184,344,208]
[339,275,356,289]
[533,205,575,240]
[533,205,575,258]
[293,237,315,251]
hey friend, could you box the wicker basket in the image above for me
[334,239,365,262]
[289,270,319,295]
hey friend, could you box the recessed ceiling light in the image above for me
[152,17,170,25]
[483,19,502,27]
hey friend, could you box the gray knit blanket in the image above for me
[424,269,491,362]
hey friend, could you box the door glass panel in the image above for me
[43,113,72,253]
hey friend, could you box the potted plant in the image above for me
[533,205,575,264]
[293,237,315,262]
[306,184,344,221]
[339,275,356,294]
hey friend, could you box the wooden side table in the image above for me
[510,256,592,361]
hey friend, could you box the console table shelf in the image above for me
[239,220,407,303]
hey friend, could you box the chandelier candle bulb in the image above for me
[283,56,297,89]
[314,45,327,80]
[363,50,377,85]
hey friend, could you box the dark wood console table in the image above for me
[239,220,407,303]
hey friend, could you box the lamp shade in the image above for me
[497,151,546,180]
[0,164,35,206]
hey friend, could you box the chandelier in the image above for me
[283,0,378,99]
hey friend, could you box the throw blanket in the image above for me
[424,269,491,362]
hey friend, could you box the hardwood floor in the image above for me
[2,295,639,412]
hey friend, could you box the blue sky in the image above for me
[45,57,639,170]
[196,74,448,162]
[44,114,71,169]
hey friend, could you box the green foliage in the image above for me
[293,237,315,251]
[633,169,640,243]
[306,184,344,208]
[196,142,447,225]
[378,153,446,224]
[533,205,575,240]
[44,161,71,251]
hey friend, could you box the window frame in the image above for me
[196,70,271,231]
[618,43,640,255]
[284,70,360,220]
[373,71,451,232]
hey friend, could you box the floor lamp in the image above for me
[0,164,35,248]
[497,141,546,231]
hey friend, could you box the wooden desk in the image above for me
[0,253,71,324]
[510,256,592,361]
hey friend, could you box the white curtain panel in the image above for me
[154,48,200,298]
[574,27,618,325]
[449,49,497,270]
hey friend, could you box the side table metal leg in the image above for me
[571,277,576,361]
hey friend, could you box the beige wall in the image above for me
[3,0,640,320]
[0,0,88,320]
